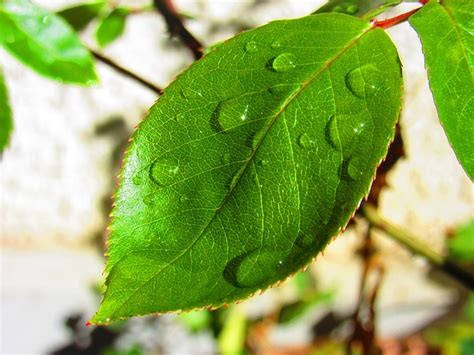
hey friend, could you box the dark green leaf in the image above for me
[57,0,106,31]
[91,13,402,324]
[409,0,474,180]
[96,7,128,48]
[314,0,403,19]
[0,0,97,84]
[448,219,474,262]
[0,68,13,153]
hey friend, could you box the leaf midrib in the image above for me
[106,24,374,319]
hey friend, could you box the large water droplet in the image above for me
[223,250,286,288]
[345,65,382,98]
[149,160,180,186]
[212,99,249,132]
[245,41,258,53]
[297,133,314,149]
[271,53,296,73]
[325,114,367,151]
[181,87,200,99]
[347,157,364,179]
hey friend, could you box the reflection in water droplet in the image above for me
[347,157,364,179]
[132,174,142,185]
[271,40,281,49]
[297,133,314,149]
[325,114,367,151]
[212,99,249,132]
[149,160,179,186]
[346,5,359,14]
[181,87,200,99]
[223,250,286,288]
[222,153,231,164]
[345,65,382,98]
[245,41,258,53]
[272,53,296,73]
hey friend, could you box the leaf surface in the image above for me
[0,0,97,84]
[92,13,402,323]
[57,0,106,31]
[96,7,128,48]
[314,0,404,19]
[0,68,13,153]
[409,0,474,179]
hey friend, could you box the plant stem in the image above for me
[371,7,421,29]
[153,0,203,60]
[362,204,474,291]
[90,48,163,95]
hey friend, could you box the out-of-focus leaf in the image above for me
[0,0,97,84]
[91,13,402,324]
[461,338,474,355]
[448,219,474,263]
[57,0,106,31]
[96,7,128,48]
[314,0,403,19]
[0,68,13,153]
[218,306,246,355]
[178,310,211,332]
[409,0,474,180]
[425,323,474,355]
[278,291,333,324]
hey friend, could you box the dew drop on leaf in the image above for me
[179,195,189,203]
[212,99,249,132]
[268,83,301,97]
[132,174,142,186]
[143,193,155,206]
[346,5,359,14]
[271,40,281,49]
[271,53,296,72]
[297,133,314,149]
[222,153,232,164]
[149,160,180,186]
[245,41,258,53]
[175,113,186,122]
[345,65,382,98]
[258,159,269,166]
[347,157,364,179]
[333,5,343,12]
[326,114,366,151]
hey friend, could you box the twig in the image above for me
[90,48,163,95]
[153,0,203,60]
[371,7,421,29]
[363,204,474,290]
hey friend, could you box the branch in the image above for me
[362,204,474,291]
[153,0,203,60]
[90,48,163,95]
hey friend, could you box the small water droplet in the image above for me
[271,53,296,73]
[333,5,343,12]
[132,174,142,185]
[149,160,180,186]
[179,195,189,203]
[268,83,301,96]
[325,114,368,152]
[143,193,155,205]
[245,41,258,53]
[258,159,269,166]
[347,157,364,179]
[212,99,249,132]
[271,40,281,49]
[346,4,359,14]
[222,153,232,164]
[175,113,186,122]
[297,133,314,149]
[345,65,382,98]
[42,15,50,24]
[181,87,200,99]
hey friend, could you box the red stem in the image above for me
[372,7,421,29]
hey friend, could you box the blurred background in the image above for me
[1,0,473,354]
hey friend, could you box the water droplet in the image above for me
[143,193,155,205]
[271,53,296,73]
[149,160,180,186]
[132,174,142,185]
[212,99,249,132]
[179,195,189,203]
[347,157,364,179]
[345,65,382,98]
[245,41,258,53]
[271,40,281,49]
[297,133,314,149]
[258,159,269,166]
[181,87,200,99]
[223,250,286,288]
[268,83,301,96]
[325,114,367,151]
[333,5,343,12]
[346,4,359,14]
[222,153,232,164]
[175,113,186,122]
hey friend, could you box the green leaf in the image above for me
[409,0,474,180]
[0,0,97,85]
[57,0,106,32]
[278,291,333,324]
[0,68,13,153]
[218,306,247,355]
[91,13,402,324]
[314,0,403,19]
[178,310,211,332]
[448,218,474,263]
[96,7,128,48]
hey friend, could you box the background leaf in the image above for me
[314,0,403,19]
[57,0,106,32]
[0,68,13,153]
[96,7,128,48]
[91,13,402,324]
[0,0,97,84]
[448,219,474,263]
[409,0,474,180]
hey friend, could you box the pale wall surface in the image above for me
[1,0,473,353]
